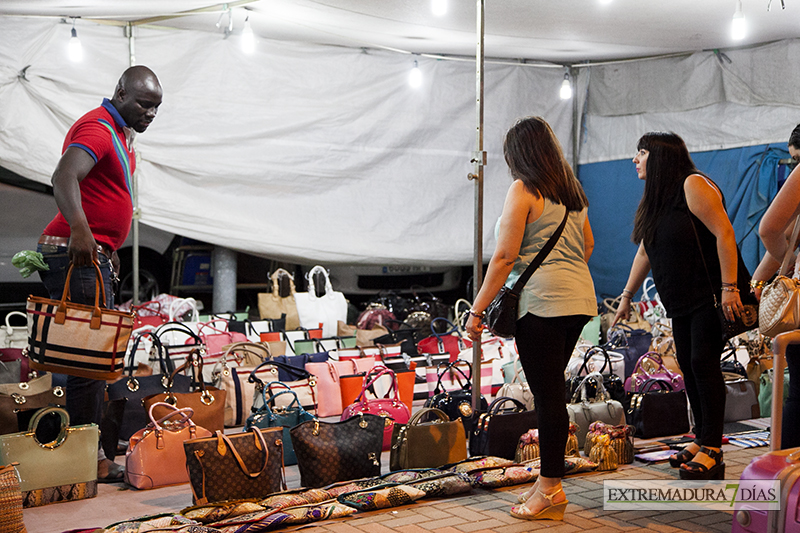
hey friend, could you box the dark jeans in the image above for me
[671,303,726,448]
[515,312,592,478]
[37,243,113,461]
[783,345,800,449]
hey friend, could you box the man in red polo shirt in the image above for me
[37,66,162,482]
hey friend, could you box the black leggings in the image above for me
[782,345,800,449]
[671,303,726,448]
[515,313,592,478]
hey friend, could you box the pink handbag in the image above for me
[125,402,213,490]
[340,365,410,450]
[197,319,248,358]
[624,352,685,393]
[306,357,375,417]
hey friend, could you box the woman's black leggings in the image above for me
[515,313,592,478]
[671,303,726,448]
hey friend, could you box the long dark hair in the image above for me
[503,116,588,211]
[632,131,704,245]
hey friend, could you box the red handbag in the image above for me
[131,300,169,330]
[340,365,411,450]
[416,318,471,362]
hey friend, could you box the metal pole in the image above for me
[127,22,141,305]
[467,0,486,414]
[570,66,580,174]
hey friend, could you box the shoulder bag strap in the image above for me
[508,208,569,297]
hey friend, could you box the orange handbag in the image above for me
[125,402,212,490]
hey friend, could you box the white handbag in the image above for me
[496,359,534,410]
[0,311,27,350]
[566,371,626,448]
[295,266,348,338]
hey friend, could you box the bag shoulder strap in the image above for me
[508,208,569,297]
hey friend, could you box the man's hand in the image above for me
[68,226,98,267]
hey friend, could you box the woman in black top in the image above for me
[614,132,743,480]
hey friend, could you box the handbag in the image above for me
[26,262,133,380]
[290,413,384,488]
[125,402,213,489]
[0,360,22,385]
[245,382,314,466]
[197,320,248,360]
[295,266,348,338]
[0,348,34,383]
[625,378,690,439]
[0,311,27,350]
[689,215,759,341]
[723,377,759,422]
[604,323,652,379]
[759,366,791,417]
[416,318,472,362]
[210,344,276,427]
[485,210,568,338]
[141,350,226,434]
[0,374,65,435]
[107,334,193,441]
[469,397,537,460]
[337,320,389,348]
[0,406,97,493]
[424,360,488,435]
[566,372,626,447]
[305,358,375,418]
[720,345,748,379]
[389,407,466,471]
[565,346,626,404]
[760,215,800,337]
[131,300,169,330]
[248,360,318,415]
[184,427,286,505]
[340,365,411,450]
[496,359,534,410]
[624,352,684,393]
[0,463,25,533]
[588,434,618,471]
[152,322,206,376]
[258,269,301,330]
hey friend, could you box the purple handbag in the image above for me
[624,352,684,393]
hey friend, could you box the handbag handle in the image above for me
[638,378,675,394]
[305,265,335,299]
[197,319,232,336]
[27,406,70,448]
[168,297,199,322]
[632,351,671,377]
[407,407,451,426]
[486,396,526,415]
[270,268,296,297]
[265,385,305,413]
[154,322,204,346]
[434,360,472,394]
[215,429,270,478]
[4,311,27,332]
[58,261,106,328]
[222,341,270,366]
[248,360,313,384]
[356,365,400,403]
[580,346,612,376]
[147,401,196,429]
[571,371,608,403]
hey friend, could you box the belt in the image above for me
[38,235,114,258]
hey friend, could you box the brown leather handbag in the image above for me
[142,350,225,434]
[183,427,286,505]
[290,413,384,488]
[389,407,466,471]
[0,374,65,435]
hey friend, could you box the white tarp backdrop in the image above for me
[0,18,571,266]
[2,17,800,268]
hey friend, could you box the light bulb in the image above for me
[432,0,447,16]
[560,77,572,100]
[68,27,83,62]
[731,1,746,40]
[241,17,255,54]
[409,61,422,88]
[599,0,613,4]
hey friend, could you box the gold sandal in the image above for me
[510,486,568,521]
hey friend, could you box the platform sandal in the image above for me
[510,486,568,521]
[668,446,697,468]
[679,447,724,480]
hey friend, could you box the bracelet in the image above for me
[721,286,740,293]
[721,282,737,288]
[750,280,767,289]
[621,289,634,298]
[469,309,485,319]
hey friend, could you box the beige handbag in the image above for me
[258,269,300,330]
[760,215,800,337]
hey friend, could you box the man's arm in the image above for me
[51,146,97,267]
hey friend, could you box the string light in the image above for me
[68,19,82,62]
[559,71,572,100]
[241,16,255,53]
[409,60,422,88]
[731,0,746,40]
[432,0,448,16]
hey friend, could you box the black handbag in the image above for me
[626,379,690,439]
[565,346,626,404]
[720,344,748,379]
[485,210,568,338]
[469,396,537,460]
[290,413,384,488]
[107,332,193,441]
[424,361,488,435]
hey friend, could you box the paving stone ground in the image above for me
[279,446,763,533]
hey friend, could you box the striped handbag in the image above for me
[25,262,133,380]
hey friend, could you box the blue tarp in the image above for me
[581,143,789,301]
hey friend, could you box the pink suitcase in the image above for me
[733,330,800,533]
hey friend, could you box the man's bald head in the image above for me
[111,66,162,133]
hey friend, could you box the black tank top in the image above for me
[644,183,722,317]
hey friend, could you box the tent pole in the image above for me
[127,22,141,306]
[570,66,579,174]
[468,0,486,415]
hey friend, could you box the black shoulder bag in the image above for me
[484,209,569,338]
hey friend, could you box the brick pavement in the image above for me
[280,446,764,533]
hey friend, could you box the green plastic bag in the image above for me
[11,250,49,278]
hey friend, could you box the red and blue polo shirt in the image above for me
[43,99,135,251]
